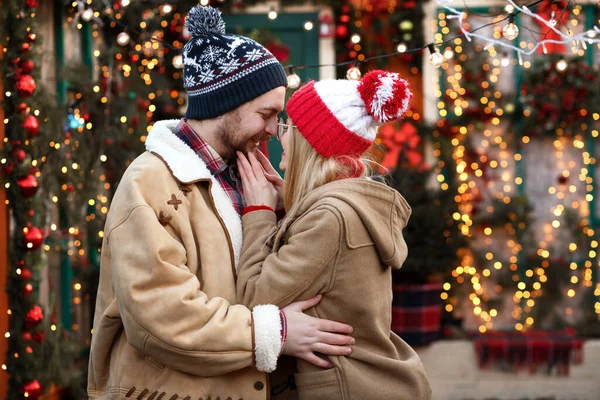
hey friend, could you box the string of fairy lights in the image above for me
[432,3,600,332]
[75,0,600,89]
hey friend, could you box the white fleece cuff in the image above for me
[252,304,282,373]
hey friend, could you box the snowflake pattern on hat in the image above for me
[182,5,287,119]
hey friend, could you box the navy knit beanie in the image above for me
[183,6,288,120]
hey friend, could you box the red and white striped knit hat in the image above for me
[286,70,413,158]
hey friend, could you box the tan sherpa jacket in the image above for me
[88,120,283,400]
[237,179,432,400]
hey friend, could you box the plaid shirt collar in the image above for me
[175,118,229,176]
[174,118,245,215]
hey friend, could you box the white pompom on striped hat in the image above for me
[286,70,413,158]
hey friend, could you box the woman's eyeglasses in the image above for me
[277,118,296,141]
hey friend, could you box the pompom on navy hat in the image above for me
[182,5,287,120]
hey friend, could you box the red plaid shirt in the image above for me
[174,119,245,215]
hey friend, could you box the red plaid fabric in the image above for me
[175,119,245,215]
[392,283,443,346]
[470,329,584,376]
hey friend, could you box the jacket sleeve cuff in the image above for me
[252,304,282,373]
[242,205,275,216]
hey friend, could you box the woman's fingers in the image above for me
[236,152,256,183]
[256,149,280,177]
[311,343,352,357]
[300,353,333,369]
[248,152,268,183]
[317,331,356,346]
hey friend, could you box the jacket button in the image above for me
[254,381,264,391]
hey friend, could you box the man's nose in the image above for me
[265,117,277,137]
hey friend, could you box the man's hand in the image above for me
[281,295,354,368]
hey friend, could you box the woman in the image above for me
[236,70,431,400]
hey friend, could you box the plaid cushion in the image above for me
[470,329,584,376]
[392,283,443,346]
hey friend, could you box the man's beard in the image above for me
[217,110,252,161]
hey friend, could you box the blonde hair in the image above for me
[283,128,372,213]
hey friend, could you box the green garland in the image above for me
[518,54,600,137]
[0,1,82,398]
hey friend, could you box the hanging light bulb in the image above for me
[200,0,210,5]
[556,58,568,72]
[121,0,130,6]
[503,15,519,40]
[116,32,130,46]
[549,11,557,27]
[501,54,510,67]
[172,55,183,69]
[287,67,301,89]
[304,21,314,31]
[428,44,444,68]
[351,34,361,44]
[268,7,278,20]
[162,4,173,14]
[396,42,407,53]
[444,49,454,60]
[81,8,94,22]
[346,64,362,80]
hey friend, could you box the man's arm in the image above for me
[108,204,282,375]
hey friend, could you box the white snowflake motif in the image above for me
[197,69,216,83]
[184,75,197,87]
[244,49,264,62]
[195,38,204,46]
[219,59,241,74]
[200,45,227,63]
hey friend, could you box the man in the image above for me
[88,5,353,400]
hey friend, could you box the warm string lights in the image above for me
[434,4,600,331]
[76,0,596,89]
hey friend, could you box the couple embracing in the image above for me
[88,5,431,400]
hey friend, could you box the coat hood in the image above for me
[292,178,411,269]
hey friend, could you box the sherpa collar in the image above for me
[145,119,243,268]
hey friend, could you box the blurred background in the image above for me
[1,0,600,399]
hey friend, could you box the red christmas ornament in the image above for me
[23,227,44,250]
[20,42,31,53]
[25,346,33,354]
[22,115,39,137]
[24,305,43,329]
[15,75,36,97]
[25,0,38,7]
[21,332,32,341]
[18,175,38,197]
[27,33,37,42]
[22,380,42,399]
[20,268,32,280]
[336,25,349,39]
[17,103,28,113]
[19,59,34,74]
[13,148,27,163]
[33,331,45,343]
[27,210,35,218]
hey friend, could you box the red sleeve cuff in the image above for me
[242,205,275,216]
